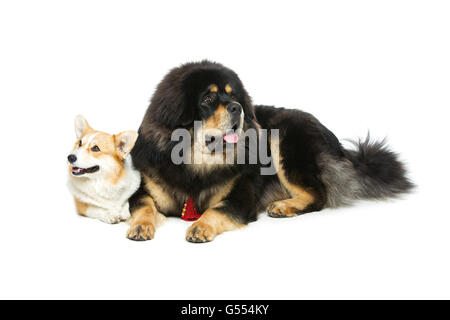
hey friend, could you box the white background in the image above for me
[0,0,449,300]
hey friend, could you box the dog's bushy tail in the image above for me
[319,135,414,208]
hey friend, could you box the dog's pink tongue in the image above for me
[223,133,239,144]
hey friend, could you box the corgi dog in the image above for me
[67,115,141,224]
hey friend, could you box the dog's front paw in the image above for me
[267,201,299,218]
[126,223,155,241]
[99,214,121,224]
[186,221,216,243]
[119,204,131,221]
[119,211,131,222]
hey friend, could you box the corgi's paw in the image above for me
[126,223,155,241]
[119,204,131,221]
[119,211,131,222]
[99,214,121,224]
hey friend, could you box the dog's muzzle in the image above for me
[227,103,242,126]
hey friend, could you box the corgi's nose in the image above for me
[68,154,77,164]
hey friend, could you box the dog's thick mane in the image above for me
[132,61,258,173]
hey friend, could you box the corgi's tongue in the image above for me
[223,133,238,144]
[72,167,83,174]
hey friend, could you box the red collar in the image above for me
[181,197,202,221]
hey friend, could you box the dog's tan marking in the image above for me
[186,207,243,243]
[86,132,116,156]
[74,198,88,216]
[143,174,177,214]
[205,104,228,130]
[77,131,132,185]
[109,130,138,185]
[267,138,315,217]
[126,196,165,241]
[225,84,232,94]
[114,131,138,159]
[209,84,218,93]
[108,165,125,185]
[267,196,314,217]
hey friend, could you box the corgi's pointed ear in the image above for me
[115,130,138,159]
[74,115,91,139]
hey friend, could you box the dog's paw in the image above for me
[99,215,121,224]
[126,223,155,241]
[119,212,131,222]
[186,221,216,243]
[118,207,131,222]
[267,201,300,218]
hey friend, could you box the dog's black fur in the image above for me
[254,106,413,211]
[129,61,261,242]
[129,60,413,242]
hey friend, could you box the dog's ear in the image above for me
[152,94,195,129]
[74,115,91,138]
[145,73,197,130]
[115,131,138,159]
[177,105,195,127]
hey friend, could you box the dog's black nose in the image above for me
[68,154,77,164]
[227,103,242,115]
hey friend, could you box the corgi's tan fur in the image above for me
[67,115,141,224]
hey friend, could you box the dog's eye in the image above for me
[203,95,214,104]
[91,145,100,152]
[230,94,237,101]
[78,140,82,147]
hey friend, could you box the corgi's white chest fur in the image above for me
[68,156,141,224]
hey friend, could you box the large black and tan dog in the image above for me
[127,60,413,242]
